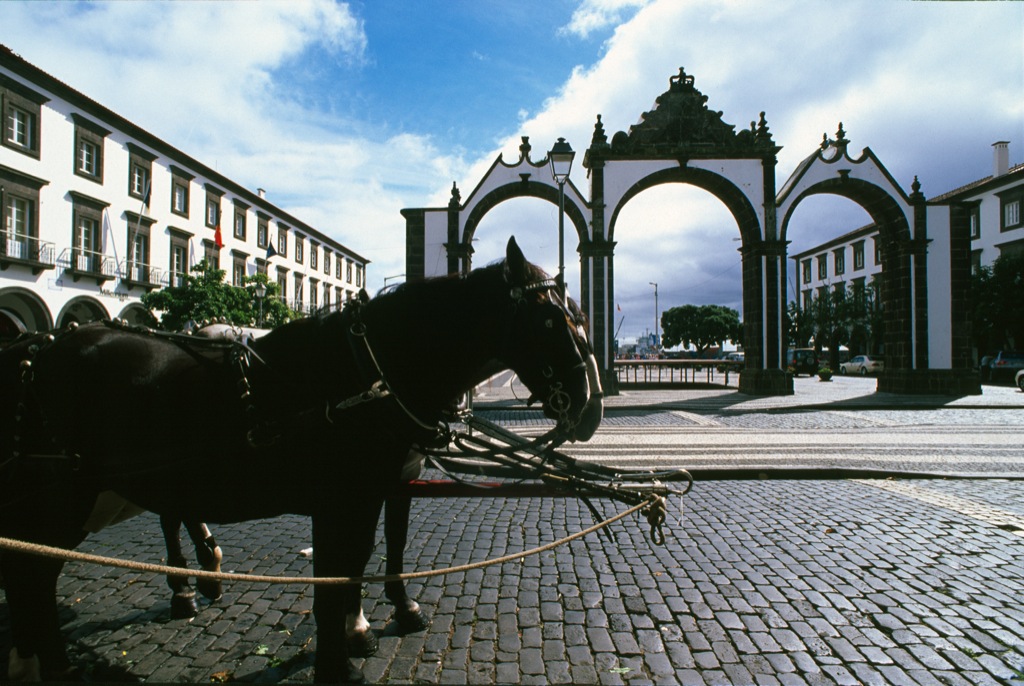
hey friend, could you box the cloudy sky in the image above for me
[2,0,1021,340]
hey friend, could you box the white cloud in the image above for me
[560,0,651,39]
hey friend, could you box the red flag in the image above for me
[214,222,224,249]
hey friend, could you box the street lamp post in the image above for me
[650,282,659,355]
[253,282,267,327]
[548,137,575,297]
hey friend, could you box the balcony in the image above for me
[57,247,117,285]
[0,230,56,274]
[119,259,167,291]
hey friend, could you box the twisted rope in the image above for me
[0,496,657,587]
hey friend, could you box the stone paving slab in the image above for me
[2,479,1023,684]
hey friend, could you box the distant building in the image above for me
[792,141,1024,311]
[1,45,369,338]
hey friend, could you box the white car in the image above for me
[840,355,884,375]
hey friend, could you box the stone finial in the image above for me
[755,112,772,144]
[591,114,608,148]
[448,182,461,208]
[518,136,532,162]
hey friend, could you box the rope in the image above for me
[0,496,656,587]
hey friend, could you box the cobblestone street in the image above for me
[2,377,1023,684]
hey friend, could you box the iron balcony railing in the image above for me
[57,247,118,282]
[118,259,167,288]
[0,230,56,268]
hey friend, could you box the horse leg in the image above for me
[1,540,82,681]
[183,520,223,602]
[160,515,198,619]
[383,494,428,633]
[312,501,383,684]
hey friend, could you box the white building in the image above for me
[1,45,369,339]
[792,141,1024,310]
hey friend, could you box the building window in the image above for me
[71,114,109,183]
[310,243,318,271]
[968,203,981,240]
[852,242,865,271]
[801,259,811,284]
[73,211,102,273]
[233,256,246,287]
[971,249,982,274]
[127,144,155,205]
[233,204,247,240]
[126,220,152,283]
[833,248,845,276]
[205,185,223,228]
[310,279,319,310]
[170,166,193,218]
[203,240,219,268]
[336,287,344,305]
[873,236,883,266]
[1000,191,1022,231]
[294,234,304,264]
[801,290,812,311]
[277,268,289,300]
[323,282,331,308]
[356,264,362,287]
[278,227,289,257]
[1,167,48,264]
[1,77,47,158]
[294,274,304,307]
[816,254,827,280]
[169,236,188,287]
[323,249,331,275]
[257,215,269,248]
[336,255,343,279]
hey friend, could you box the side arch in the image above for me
[56,296,110,328]
[780,176,917,380]
[118,302,158,328]
[462,180,589,257]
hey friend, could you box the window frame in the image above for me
[169,166,194,219]
[168,227,192,287]
[257,213,269,249]
[816,254,827,280]
[233,200,248,241]
[997,186,1023,232]
[310,242,318,271]
[852,241,865,271]
[294,233,304,264]
[833,247,845,276]
[126,143,156,206]
[1,75,48,159]
[277,224,289,256]
[71,114,110,183]
[205,184,224,229]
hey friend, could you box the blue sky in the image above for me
[1,1,1022,340]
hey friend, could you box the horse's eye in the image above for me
[545,319,554,329]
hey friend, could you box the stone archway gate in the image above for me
[403,69,978,396]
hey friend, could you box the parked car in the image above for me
[725,352,744,363]
[980,351,1024,383]
[1016,369,1024,392]
[786,348,818,376]
[839,355,884,375]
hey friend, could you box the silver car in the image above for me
[839,355,884,375]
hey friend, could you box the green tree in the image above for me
[660,304,741,356]
[971,252,1024,353]
[142,262,295,331]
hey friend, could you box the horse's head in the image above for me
[501,237,603,442]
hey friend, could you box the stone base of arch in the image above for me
[878,369,982,396]
[739,369,794,396]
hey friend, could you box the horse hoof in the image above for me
[395,608,430,634]
[346,630,378,658]
[170,592,199,619]
[196,578,223,602]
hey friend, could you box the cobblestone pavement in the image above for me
[2,377,1023,684]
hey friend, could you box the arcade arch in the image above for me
[56,296,110,328]
[0,287,53,341]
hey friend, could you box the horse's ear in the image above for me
[505,236,527,286]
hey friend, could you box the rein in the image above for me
[0,495,663,586]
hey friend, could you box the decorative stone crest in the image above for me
[602,68,777,157]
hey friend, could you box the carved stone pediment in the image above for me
[603,68,776,158]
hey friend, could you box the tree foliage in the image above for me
[970,252,1024,353]
[660,304,740,355]
[786,282,883,370]
[141,262,295,331]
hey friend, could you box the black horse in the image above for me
[0,238,602,683]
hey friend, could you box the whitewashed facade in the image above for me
[1,45,369,338]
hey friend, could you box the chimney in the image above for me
[257,188,266,199]
[992,141,1009,177]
